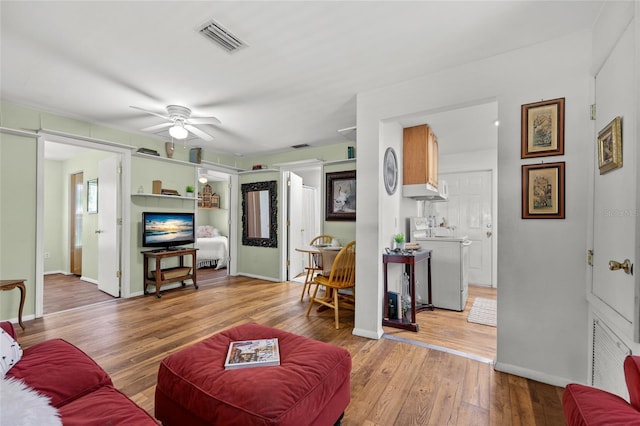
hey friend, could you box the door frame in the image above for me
[279,161,323,281]
[69,171,84,276]
[35,133,132,317]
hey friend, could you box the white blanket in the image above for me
[196,236,228,269]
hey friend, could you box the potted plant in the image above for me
[393,233,405,251]
[185,185,195,198]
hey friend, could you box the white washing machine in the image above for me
[410,217,471,311]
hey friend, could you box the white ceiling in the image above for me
[1,1,603,158]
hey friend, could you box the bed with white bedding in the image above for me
[195,226,228,269]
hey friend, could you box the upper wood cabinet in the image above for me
[403,124,438,189]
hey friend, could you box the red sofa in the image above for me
[1,321,158,425]
[563,355,640,425]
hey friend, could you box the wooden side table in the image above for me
[142,249,198,298]
[1,279,26,329]
[382,250,433,332]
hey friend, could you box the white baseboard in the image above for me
[80,276,98,285]
[3,314,35,325]
[238,273,281,282]
[44,270,66,275]
[352,327,383,340]
[494,361,573,388]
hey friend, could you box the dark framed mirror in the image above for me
[242,180,277,247]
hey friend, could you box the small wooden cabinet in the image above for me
[198,183,220,209]
[382,250,433,332]
[403,124,438,189]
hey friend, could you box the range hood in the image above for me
[403,180,448,201]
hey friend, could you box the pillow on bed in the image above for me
[197,225,215,238]
[212,228,221,236]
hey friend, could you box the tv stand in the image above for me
[142,248,199,298]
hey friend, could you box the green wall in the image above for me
[44,160,64,272]
[237,172,281,279]
[0,133,37,321]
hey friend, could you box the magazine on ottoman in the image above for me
[224,338,280,369]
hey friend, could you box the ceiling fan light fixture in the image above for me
[169,122,188,139]
[198,176,208,184]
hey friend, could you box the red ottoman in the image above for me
[155,323,351,426]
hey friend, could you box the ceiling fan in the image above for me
[131,104,221,141]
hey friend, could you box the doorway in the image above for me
[280,163,323,281]
[39,138,125,315]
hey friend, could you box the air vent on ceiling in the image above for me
[198,19,247,53]
[291,144,310,149]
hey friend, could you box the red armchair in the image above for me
[563,355,640,425]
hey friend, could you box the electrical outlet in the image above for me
[161,261,166,268]
[44,252,51,259]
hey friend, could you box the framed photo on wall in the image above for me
[597,116,622,174]
[522,162,565,219]
[521,97,565,158]
[325,170,356,221]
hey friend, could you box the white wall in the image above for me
[355,31,593,385]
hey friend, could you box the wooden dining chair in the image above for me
[300,234,334,301]
[306,241,356,329]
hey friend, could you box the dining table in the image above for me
[295,245,343,311]
[295,245,342,275]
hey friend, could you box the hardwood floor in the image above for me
[43,268,227,314]
[44,273,116,314]
[385,285,497,361]
[18,273,565,425]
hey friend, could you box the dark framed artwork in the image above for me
[597,116,622,175]
[87,178,98,214]
[521,97,565,158]
[325,170,356,221]
[522,162,565,219]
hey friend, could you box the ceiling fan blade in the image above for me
[185,124,214,141]
[141,122,173,132]
[188,116,221,125]
[129,105,170,120]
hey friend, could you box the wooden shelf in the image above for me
[323,158,356,165]
[132,193,197,201]
[133,151,202,167]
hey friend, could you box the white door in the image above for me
[288,172,305,280]
[97,155,120,297]
[591,25,636,332]
[301,186,318,245]
[433,171,493,286]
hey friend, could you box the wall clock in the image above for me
[383,147,398,195]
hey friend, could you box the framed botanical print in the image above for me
[597,116,622,174]
[522,162,565,219]
[521,97,565,158]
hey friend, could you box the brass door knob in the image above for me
[609,259,633,275]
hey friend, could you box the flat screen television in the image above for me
[142,212,195,250]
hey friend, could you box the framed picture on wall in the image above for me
[325,170,356,221]
[597,116,622,174]
[522,162,565,219]
[521,97,565,158]
[87,178,98,214]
